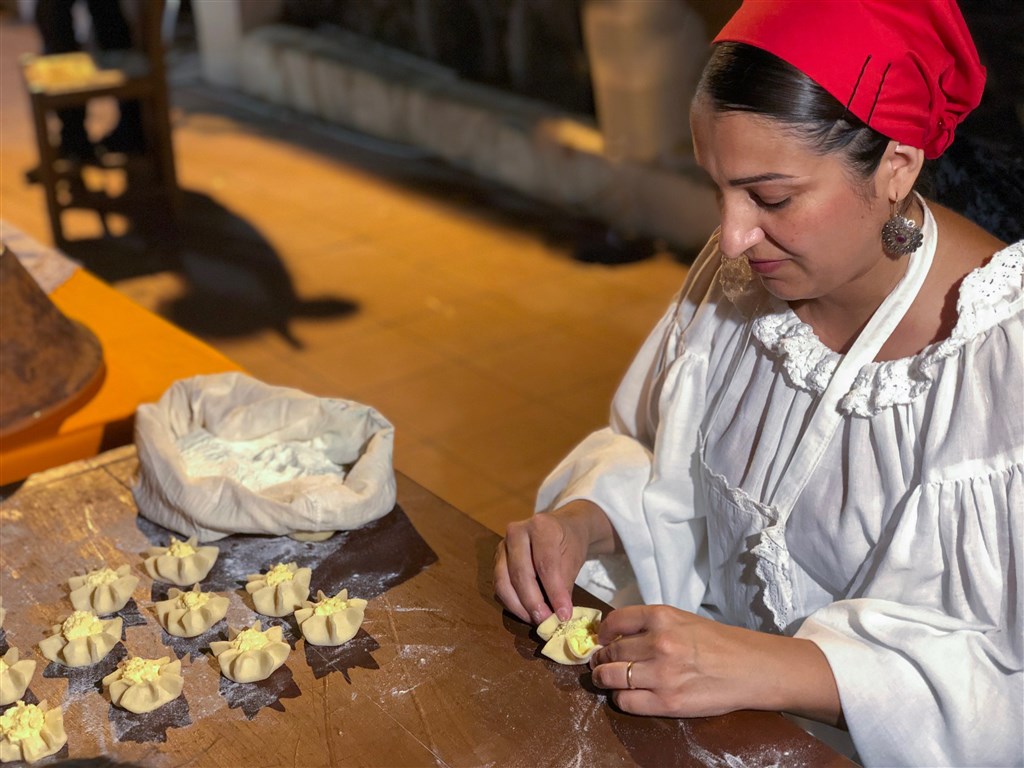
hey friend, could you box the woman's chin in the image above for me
[756,276,806,303]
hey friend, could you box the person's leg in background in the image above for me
[87,0,146,154]
[34,0,95,161]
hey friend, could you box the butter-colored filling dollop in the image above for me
[177,589,211,610]
[312,595,349,616]
[0,701,45,743]
[61,610,103,640]
[565,625,598,658]
[553,615,599,659]
[232,627,270,652]
[264,562,295,587]
[84,567,120,587]
[166,538,196,557]
[119,657,162,685]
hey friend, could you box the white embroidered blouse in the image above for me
[537,207,1023,767]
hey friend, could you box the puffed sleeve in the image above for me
[536,236,725,609]
[796,465,1024,767]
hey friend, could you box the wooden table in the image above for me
[0,447,852,766]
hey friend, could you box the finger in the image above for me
[533,544,573,623]
[590,631,649,668]
[492,540,530,623]
[543,577,574,623]
[504,524,554,624]
[591,659,642,691]
[611,689,669,717]
[596,605,652,644]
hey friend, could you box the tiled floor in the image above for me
[0,19,690,533]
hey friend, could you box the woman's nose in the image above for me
[719,199,765,259]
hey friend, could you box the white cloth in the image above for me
[134,373,397,541]
[537,203,1024,766]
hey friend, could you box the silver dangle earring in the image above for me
[881,198,923,257]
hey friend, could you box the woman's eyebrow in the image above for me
[728,173,797,186]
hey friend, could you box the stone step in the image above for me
[236,24,717,250]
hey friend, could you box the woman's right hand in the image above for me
[493,499,616,625]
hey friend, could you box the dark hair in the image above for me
[697,42,891,183]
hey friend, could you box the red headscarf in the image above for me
[713,0,986,158]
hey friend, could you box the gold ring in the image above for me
[625,660,635,690]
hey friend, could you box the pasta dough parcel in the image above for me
[143,536,219,586]
[0,700,67,764]
[295,589,367,646]
[536,606,603,665]
[68,563,139,614]
[245,562,311,617]
[0,648,36,707]
[210,622,290,683]
[154,584,229,638]
[102,656,184,714]
[38,610,122,668]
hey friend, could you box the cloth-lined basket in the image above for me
[133,372,396,542]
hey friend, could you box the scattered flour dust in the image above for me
[685,729,820,768]
[386,644,451,697]
[496,673,609,768]
[176,428,344,491]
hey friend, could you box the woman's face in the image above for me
[690,98,893,304]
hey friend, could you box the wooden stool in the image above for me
[20,0,178,247]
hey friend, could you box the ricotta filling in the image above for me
[166,538,196,558]
[0,701,44,744]
[232,627,270,652]
[61,610,103,640]
[264,563,296,587]
[84,567,120,587]
[120,657,162,685]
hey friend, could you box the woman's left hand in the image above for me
[588,605,842,725]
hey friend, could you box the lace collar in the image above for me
[749,241,1023,416]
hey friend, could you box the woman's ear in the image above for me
[885,141,926,202]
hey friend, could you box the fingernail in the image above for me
[556,607,571,622]
[531,609,545,624]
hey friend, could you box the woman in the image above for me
[494,1,1022,765]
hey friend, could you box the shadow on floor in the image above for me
[59,187,358,348]
[175,81,683,267]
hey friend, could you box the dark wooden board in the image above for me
[0,446,852,766]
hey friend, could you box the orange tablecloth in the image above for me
[0,267,242,485]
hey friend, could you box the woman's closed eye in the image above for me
[749,191,790,210]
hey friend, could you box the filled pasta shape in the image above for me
[0,700,67,764]
[536,606,603,665]
[154,584,229,638]
[210,622,290,683]
[244,562,311,617]
[102,656,184,714]
[288,530,335,542]
[143,536,219,586]
[0,648,37,707]
[37,611,123,668]
[68,564,139,614]
[295,589,368,646]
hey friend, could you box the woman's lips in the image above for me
[747,258,786,275]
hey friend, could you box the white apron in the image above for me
[698,204,937,633]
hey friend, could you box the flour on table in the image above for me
[176,429,344,491]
